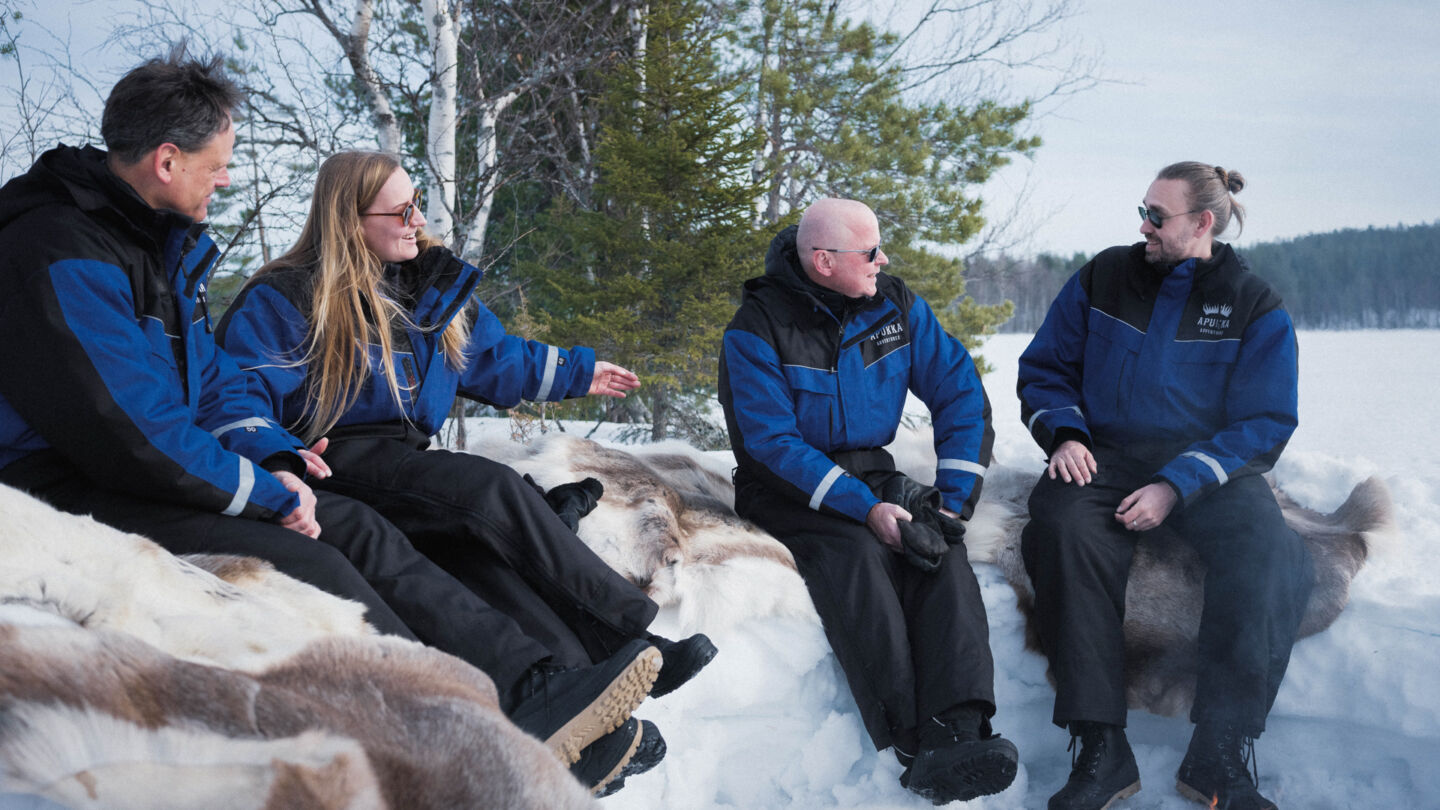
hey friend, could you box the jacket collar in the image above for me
[762,224,880,319]
[1139,240,1240,280]
[18,144,205,250]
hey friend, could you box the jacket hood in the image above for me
[0,144,189,242]
[763,225,808,287]
[760,224,879,316]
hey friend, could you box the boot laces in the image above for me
[513,661,569,711]
[1209,724,1260,790]
[923,707,987,747]
[1241,735,1259,788]
[1067,727,1107,779]
[928,715,977,744]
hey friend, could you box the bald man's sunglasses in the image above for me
[815,244,882,263]
[362,189,423,226]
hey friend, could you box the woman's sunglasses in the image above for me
[362,189,423,226]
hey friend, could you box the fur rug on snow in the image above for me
[0,483,595,810]
[483,431,1394,719]
[954,463,1393,716]
[0,428,1395,807]
[481,434,817,633]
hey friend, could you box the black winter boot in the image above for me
[1176,720,1277,809]
[593,719,667,797]
[543,477,605,531]
[901,706,1018,805]
[646,633,719,698]
[507,639,661,764]
[1048,721,1141,810]
[570,716,643,794]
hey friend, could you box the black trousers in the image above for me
[1020,450,1314,736]
[2,451,563,694]
[736,483,996,756]
[314,433,658,676]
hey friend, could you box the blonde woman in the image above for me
[218,151,715,794]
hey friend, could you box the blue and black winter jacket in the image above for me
[216,248,597,440]
[1017,242,1299,508]
[0,145,305,519]
[719,225,993,523]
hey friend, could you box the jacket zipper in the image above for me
[832,319,846,437]
[197,282,213,333]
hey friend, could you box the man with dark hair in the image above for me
[720,198,1018,805]
[1018,163,1311,810]
[100,46,243,165]
[0,45,682,794]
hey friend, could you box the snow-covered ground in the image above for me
[604,330,1440,810]
[3,330,1434,810]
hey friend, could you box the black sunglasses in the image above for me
[362,189,423,226]
[815,244,882,263]
[1138,205,1200,228]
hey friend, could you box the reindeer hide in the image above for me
[0,484,595,810]
[481,433,1394,718]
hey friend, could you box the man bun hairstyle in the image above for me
[101,41,244,164]
[1157,161,1246,238]
[1215,165,1245,195]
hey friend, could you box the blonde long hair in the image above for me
[254,151,469,442]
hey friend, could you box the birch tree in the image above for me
[420,0,459,243]
[279,0,404,152]
[69,0,637,269]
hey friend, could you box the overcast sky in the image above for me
[976,0,1440,256]
[6,1,1438,259]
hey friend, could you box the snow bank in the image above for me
[606,330,1440,809]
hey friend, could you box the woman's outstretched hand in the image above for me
[588,361,641,398]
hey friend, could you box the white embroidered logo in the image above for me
[1197,301,1233,333]
[871,321,906,347]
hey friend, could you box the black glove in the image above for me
[542,477,605,532]
[896,519,947,573]
[878,474,936,513]
[877,473,967,559]
[930,506,966,547]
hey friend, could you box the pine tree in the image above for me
[521,0,768,443]
[732,0,1034,360]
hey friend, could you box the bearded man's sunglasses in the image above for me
[1138,205,1199,228]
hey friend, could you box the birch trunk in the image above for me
[634,4,650,258]
[346,0,401,153]
[422,0,460,246]
[460,93,517,265]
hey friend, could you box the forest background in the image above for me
[3,0,1436,448]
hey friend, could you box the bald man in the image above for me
[719,199,1017,804]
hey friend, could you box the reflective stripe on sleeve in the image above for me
[1181,451,1228,486]
[809,465,846,511]
[536,345,559,401]
[938,458,987,477]
[221,459,256,517]
[210,417,272,438]
[1027,404,1083,434]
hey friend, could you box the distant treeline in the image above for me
[966,221,1440,331]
